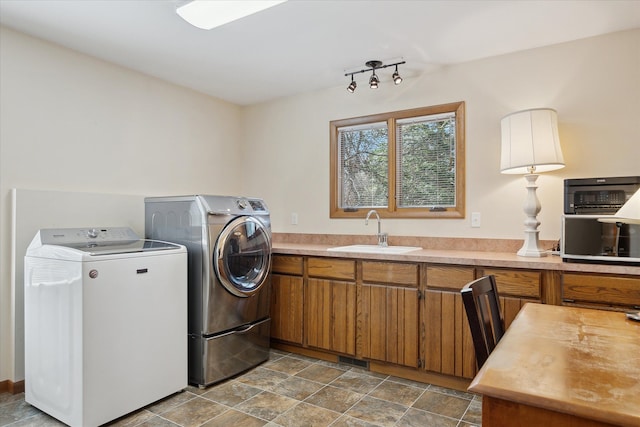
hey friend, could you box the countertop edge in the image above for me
[467,381,639,427]
[272,243,640,276]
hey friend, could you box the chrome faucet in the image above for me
[365,209,388,247]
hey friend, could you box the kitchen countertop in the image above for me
[272,242,640,276]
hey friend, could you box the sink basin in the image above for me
[327,245,422,254]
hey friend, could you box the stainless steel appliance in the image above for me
[562,176,640,265]
[145,195,272,387]
[25,227,187,426]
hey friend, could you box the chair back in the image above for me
[461,275,504,368]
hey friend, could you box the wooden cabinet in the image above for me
[271,256,304,344]
[305,258,356,355]
[562,273,640,311]
[359,261,419,367]
[424,265,476,378]
[270,251,637,390]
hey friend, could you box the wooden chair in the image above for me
[461,275,505,368]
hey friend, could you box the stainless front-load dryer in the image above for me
[145,195,271,387]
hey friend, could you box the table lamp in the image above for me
[500,108,565,257]
[599,189,640,225]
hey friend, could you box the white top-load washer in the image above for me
[24,227,187,427]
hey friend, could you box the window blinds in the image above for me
[396,113,456,208]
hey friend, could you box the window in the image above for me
[330,101,465,219]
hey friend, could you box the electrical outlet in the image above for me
[291,212,298,225]
[471,212,481,228]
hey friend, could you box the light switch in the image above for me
[291,212,298,225]
[471,212,481,228]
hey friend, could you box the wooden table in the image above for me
[468,303,640,427]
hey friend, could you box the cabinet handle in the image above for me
[563,298,575,303]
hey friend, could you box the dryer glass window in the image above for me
[216,217,271,297]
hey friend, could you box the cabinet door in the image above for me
[270,274,304,345]
[425,288,532,379]
[360,284,419,367]
[424,289,476,378]
[305,278,356,355]
[424,265,476,378]
[360,261,419,367]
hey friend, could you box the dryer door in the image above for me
[214,216,271,297]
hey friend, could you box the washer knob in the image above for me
[237,200,248,210]
[87,228,100,238]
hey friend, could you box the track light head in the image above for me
[392,65,403,85]
[366,60,381,89]
[347,76,357,93]
[369,72,379,89]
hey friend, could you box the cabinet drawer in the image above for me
[362,261,418,287]
[426,265,475,290]
[272,255,303,275]
[479,268,541,299]
[563,273,640,307]
[308,257,355,280]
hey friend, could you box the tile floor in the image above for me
[1,350,481,427]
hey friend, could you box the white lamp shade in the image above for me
[500,108,565,174]
[599,189,640,224]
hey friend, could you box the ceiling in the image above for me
[1,0,639,106]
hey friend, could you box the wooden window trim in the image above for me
[330,101,465,219]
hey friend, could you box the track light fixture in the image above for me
[345,59,405,93]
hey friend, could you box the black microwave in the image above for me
[561,215,640,265]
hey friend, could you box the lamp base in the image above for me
[517,173,548,258]
[517,231,548,257]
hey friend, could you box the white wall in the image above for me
[0,27,242,383]
[241,29,640,240]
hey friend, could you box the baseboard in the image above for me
[269,342,472,393]
[270,341,339,363]
[0,379,25,394]
[368,361,471,392]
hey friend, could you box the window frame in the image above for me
[330,101,465,219]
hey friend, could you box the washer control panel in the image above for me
[39,227,140,245]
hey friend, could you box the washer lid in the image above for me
[31,227,182,256]
[64,239,182,256]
